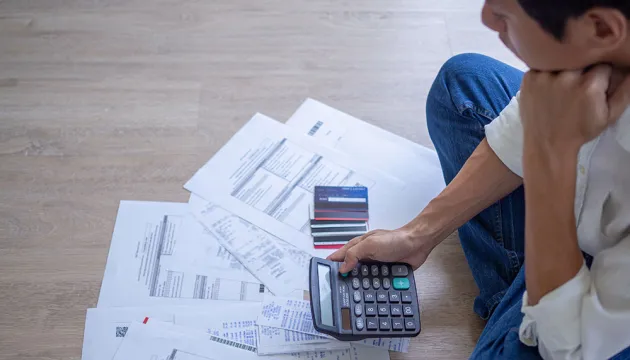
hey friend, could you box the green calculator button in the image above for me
[341,272,349,278]
[393,277,410,290]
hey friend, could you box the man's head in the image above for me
[482,0,630,71]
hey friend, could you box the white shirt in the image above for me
[484,94,630,360]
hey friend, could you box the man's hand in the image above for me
[519,65,630,305]
[520,65,630,151]
[327,227,434,274]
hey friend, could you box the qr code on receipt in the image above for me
[115,326,129,338]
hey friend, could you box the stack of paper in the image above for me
[82,99,445,360]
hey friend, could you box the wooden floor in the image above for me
[0,1,524,359]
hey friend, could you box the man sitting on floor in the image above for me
[329,0,630,358]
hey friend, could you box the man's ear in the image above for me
[581,8,628,50]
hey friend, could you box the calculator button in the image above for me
[392,318,404,331]
[392,265,409,276]
[401,291,413,303]
[371,265,379,276]
[372,278,381,289]
[382,278,391,290]
[352,278,360,290]
[356,317,365,331]
[403,305,414,317]
[351,266,359,276]
[353,291,361,303]
[361,265,369,276]
[389,291,400,303]
[405,319,416,331]
[365,305,377,317]
[378,305,389,316]
[362,278,371,290]
[381,265,390,276]
[363,291,375,303]
[379,318,391,330]
[366,318,378,330]
[393,277,410,290]
[390,305,402,317]
[355,304,363,316]
[341,272,348,277]
[376,291,388,303]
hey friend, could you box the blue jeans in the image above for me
[426,53,630,360]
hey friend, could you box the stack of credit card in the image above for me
[311,186,369,249]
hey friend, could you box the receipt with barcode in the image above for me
[116,320,383,360]
[258,296,410,353]
[257,325,350,355]
[112,321,260,360]
[174,303,261,349]
[192,200,312,296]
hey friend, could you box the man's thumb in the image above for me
[608,74,630,123]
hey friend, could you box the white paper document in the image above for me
[185,114,421,257]
[114,321,377,360]
[82,306,175,360]
[174,305,379,359]
[287,98,445,215]
[258,296,410,353]
[192,200,312,295]
[173,302,262,348]
[257,325,350,355]
[258,296,323,336]
[82,302,264,360]
[111,321,259,360]
[98,201,265,308]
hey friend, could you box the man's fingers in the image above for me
[608,74,630,123]
[327,235,363,262]
[583,64,613,93]
[339,242,371,274]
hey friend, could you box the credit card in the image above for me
[312,231,367,238]
[310,225,368,233]
[311,234,359,243]
[310,220,367,226]
[313,211,369,221]
[314,244,345,249]
[314,186,368,210]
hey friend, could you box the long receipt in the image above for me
[258,296,410,352]
[192,200,311,296]
[257,326,350,355]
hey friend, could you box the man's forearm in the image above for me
[523,142,584,305]
[406,139,523,247]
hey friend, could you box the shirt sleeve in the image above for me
[484,92,525,178]
[519,236,630,360]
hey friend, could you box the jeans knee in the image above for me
[439,53,495,83]
[426,53,494,136]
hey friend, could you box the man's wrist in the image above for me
[402,209,447,251]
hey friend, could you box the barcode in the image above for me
[115,326,129,338]
[259,284,265,293]
[308,121,323,136]
[209,335,257,353]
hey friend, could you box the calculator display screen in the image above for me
[317,264,334,327]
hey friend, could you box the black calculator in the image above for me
[309,257,421,341]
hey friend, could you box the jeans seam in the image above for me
[484,288,508,320]
[506,196,523,273]
[493,201,505,247]
[457,101,496,125]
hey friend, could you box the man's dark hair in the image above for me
[517,0,630,40]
